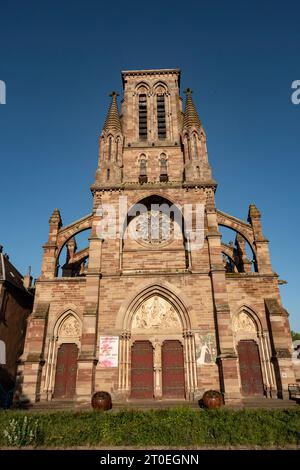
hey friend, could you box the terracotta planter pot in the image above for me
[91,391,112,411]
[202,390,223,409]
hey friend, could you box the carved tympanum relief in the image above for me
[232,312,256,334]
[132,296,181,331]
[59,315,81,337]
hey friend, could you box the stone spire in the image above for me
[183,88,202,130]
[49,208,62,228]
[102,91,122,134]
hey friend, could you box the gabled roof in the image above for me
[0,252,28,292]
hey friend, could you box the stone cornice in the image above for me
[226,272,278,279]
[36,277,87,284]
[121,68,181,85]
[91,180,217,193]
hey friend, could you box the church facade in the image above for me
[19,69,295,404]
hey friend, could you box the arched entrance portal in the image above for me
[233,308,276,397]
[119,290,197,400]
[43,311,81,400]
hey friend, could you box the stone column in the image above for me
[183,331,198,399]
[206,197,241,402]
[118,331,131,398]
[76,203,103,402]
[248,204,272,274]
[265,299,296,399]
[20,301,49,403]
[41,208,62,279]
[153,341,162,399]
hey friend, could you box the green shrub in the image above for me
[2,415,41,448]
[0,408,299,447]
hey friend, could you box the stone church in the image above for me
[19,69,295,405]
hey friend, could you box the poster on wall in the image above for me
[99,336,119,368]
[194,333,217,365]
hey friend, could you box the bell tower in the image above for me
[93,69,215,187]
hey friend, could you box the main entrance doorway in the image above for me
[131,341,154,399]
[237,340,264,396]
[53,343,78,398]
[162,340,185,398]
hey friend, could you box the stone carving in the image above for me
[195,333,217,365]
[59,315,80,337]
[132,296,181,331]
[232,312,256,334]
[135,210,174,245]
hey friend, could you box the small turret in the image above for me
[95,92,123,185]
[182,88,212,182]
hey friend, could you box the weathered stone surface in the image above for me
[19,69,295,405]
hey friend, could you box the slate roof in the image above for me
[0,252,27,292]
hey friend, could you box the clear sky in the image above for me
[0,1,299,330]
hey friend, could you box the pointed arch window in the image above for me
[139,155,147,183]
[157,94,166,139]
[108,136,112,160]
[116,138,119,163]
[193,134,198,159]
[159,153,168,182]
[139,94,147,140]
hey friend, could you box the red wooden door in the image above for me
[162,340,185,398]
[237,340,264,396]
[131,341,154,399]
[53,343,78,398]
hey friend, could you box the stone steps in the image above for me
[238,398,299,409]
[17,397,299,413]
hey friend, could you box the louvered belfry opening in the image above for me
[139,94,147,140]
[157,94,166,139]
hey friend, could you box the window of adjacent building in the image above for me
[139,94,147,140]
[157,94,166,139]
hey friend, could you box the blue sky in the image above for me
[0,1,299,330]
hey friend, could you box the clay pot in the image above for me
[202,390,223,409]
[91,391,112,411]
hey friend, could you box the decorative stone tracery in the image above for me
[132,296,181,330]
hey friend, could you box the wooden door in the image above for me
[53,343,78,398]
[162,340,185,398]
[237,340,264,396]
[131,341,154,399]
